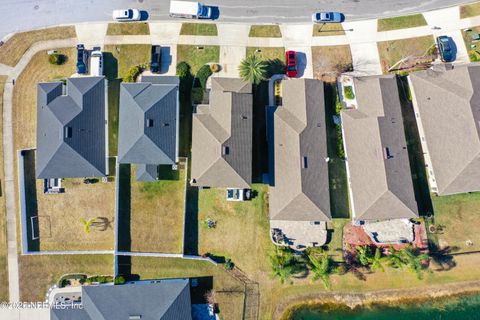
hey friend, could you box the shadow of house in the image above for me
[183,185,199,255]
[22,150,40,252]
[117,163,132,252]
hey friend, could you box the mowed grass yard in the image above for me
[0,26,76,67]
[12,48,76,151]
[130,257,246,320]
[377,14,427,31]
[180,23,218,36]
[249,25,282,37]
[176,45,220,74]
[432,192,480,253]
[312,45,352,82]
[19,254,113,302]
[312,23,345,36]
[106,23,150,35]
[377,35,435,73]
[36,177,116,251]
[246,47,284,61]
[130,164,186,253]
[0,76,8,302]
[460,2,480,18]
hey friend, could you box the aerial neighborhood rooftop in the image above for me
[3,1,480,320]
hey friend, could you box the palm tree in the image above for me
[355,246,372,267]
[370,248,386,272]
[307,251,332,289]
[385,246,405,269]
[270,248,300,284]
[79,218,96,234]
[401,246,430,279]
[238,55,267,85]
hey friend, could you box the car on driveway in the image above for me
[76,44,87,74]
[150,45,162,73]
[311,12,342,23]
[112,9,141,21]
[437,35,454,62]
[285,50,298,78]
[226,188,251,201]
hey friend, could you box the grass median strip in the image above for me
[377,14,427,32]
[106,23,150,35]
[0,26,76,67]
[312,23,346,36]
[180,23,218,36]
[460,2,480,19]
[249,25,282,37]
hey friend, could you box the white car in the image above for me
[112,9,141,21]
[226,188,251,202]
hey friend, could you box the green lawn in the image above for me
[377,35,435,73]
[432,192,480,253]
[106,23,150,35]
[377,14,427,31]
[327,219,349,262]
[460,2,480,18]
[461,26,480,62]
[246,47,284,61]
[249,25,282,37]
[312,23,346,36]
[180,23,218,36]
[176,45,219,74]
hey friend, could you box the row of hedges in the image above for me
[335,96,345,159]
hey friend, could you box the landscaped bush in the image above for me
[196,64,212,88]
[335,97,346,159]
[176,61,191,78]
[224,258,235,270]
[114,276,126,285]
[343,85,355,100]
[124,65,142,82]
[210,63,220,73]
[57,274,87,287]
[48,53,65,65]
[85,275,113,284]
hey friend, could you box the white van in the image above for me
[169,1,212,19]
[90,50,103,76]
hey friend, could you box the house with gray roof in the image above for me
[409,64,480,195]
[36,77,107,179]
[341,75,418,222]
[118,76,179,181]
[268,78,331,249]
[51,279,192,320]
[190,78,252,188]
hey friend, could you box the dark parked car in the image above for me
[437,36,454,62]
[76,44,87,74]
[285,50,298,78]
[150,45,162,73]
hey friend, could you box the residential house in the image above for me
[50,279,192,320]
[190,77,252,188]
[118,76,180,181]
[409,64,480,195]
[36,77,108,179]
[268,78,331,250]
[341,74,418,244]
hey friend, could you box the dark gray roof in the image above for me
[136,164,158,181]
[118,77,179,165]
[36,77,107,179]
[142,75,180,86]
[342,75,418,221]
[269,79,331,222]
[191,78,253,188]
[409,64,480,195]
[51,280,192,320]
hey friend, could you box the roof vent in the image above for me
[241,115,248,120]
[64,126,72,138]
[146,119,154,127]
[129,316,142,320]
[162,122,170,127]
[383,147,392,160]
[302,156,308,169]
[222,146,230,155]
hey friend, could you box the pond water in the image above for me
[290,293,480,320]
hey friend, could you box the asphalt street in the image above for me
[0,0,475,39]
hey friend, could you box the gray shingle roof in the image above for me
[51,280,192,320]
[269,79,331,221]
[36,77,107,179]
[191,78,252,188]
[409,64,480,195]
[118,77,179,165]
[342,75,418,221]
[136,164,159,181]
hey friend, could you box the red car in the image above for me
[285,50,298,78]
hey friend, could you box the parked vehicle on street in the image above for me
[150,45,162,73]
[437,35,454,62]
[90,48,103,76]
[76,44,87,74]
[169,1,212,19]
[285,50,298,78]
[112,9,141,21]
[226,188,251,201]
[311,12,342,23]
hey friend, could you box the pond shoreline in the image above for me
[276,280,480,320]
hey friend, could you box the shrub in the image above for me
[343,86,355,100]
[470,52,480,62]
[196,64,212,88]
[336,124,345,159]
[114,276,126,285]
[79,278,86,285]
[60,279,71,288]
[224,258,235,270]
[176,61,191,78]
[334,264,347,275]
[124,65,142,82]
[48,53,65,65]
[210,63,220,73]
